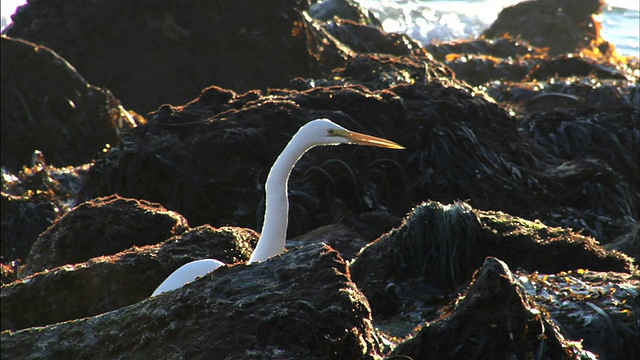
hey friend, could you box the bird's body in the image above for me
[151,119,403,296]
[151,259,224,297]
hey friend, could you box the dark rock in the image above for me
[526,56,629,81]
[3,0,402,115]
[1,160,89,264]
[518,269,639,359]
[3,1,312,114]
[21,195,190,277]
[1,225,257,331]
[1,36,130,172]
[350,201,635,317]
[288,211,400,260]
[423,43,630,87]
[605,224,639,263]
[533,158,637,238]
[82,84,410,238]
[525,92,586,112]
[343,211,402,244]
[519,106,639,246]
[304,53,456,90]
[424,39,536,87]
[393,82,637,247]
[1,243,382,360]
[322,19,420,56]
[309,0,381,28]
[289,224,371,262]
[424,38,536,62]
[391,257,592,359]
[78,77,636,249]
[481,0,606,55]
[442,55,530,86]
[521,108,639,190]
[1,194,59,266]
[423,0,634,87]
[352,202,482,296]
[485,81,638,116]
[475,208,634,274]
[387,82,548,216]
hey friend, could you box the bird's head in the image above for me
[300,118,405,149]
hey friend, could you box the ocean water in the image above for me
[1,0,638,57]
[357,0,640,57]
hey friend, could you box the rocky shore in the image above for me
[1,0,638,359]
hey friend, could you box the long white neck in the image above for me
[248,132,314,263]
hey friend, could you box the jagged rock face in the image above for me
[1,244,382,360]
[350,201,635,317]
[391,256,639,359]
[391,257,578,359]
[517,269,640,358]
[22,195,190,277]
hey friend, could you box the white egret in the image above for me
[151,119,404,296]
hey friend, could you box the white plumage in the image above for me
[151,119,403,296]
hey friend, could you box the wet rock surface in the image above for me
[296,52,456,90]
[391,257,593,359]
[518,269,639,359]
[1,243,382,360]
[353,203,637,359]
[1,160,89,267]
[350,201,634,315]
[1,0,638,359]
[2,223,257,331]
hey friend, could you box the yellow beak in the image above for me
[346,130,405,149]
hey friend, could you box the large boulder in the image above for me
[3,0,420,115]
[1,36,129,172]
[481,0,607,55]
[1,243,382,359]
[21,195,190,277]
[2,225,257,331]
[391,257,597,359]
[350,201,635,317]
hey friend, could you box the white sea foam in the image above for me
[358,0,639,57]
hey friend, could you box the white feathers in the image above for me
[150,119,403,296]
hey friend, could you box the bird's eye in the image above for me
[328,129,335,135]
